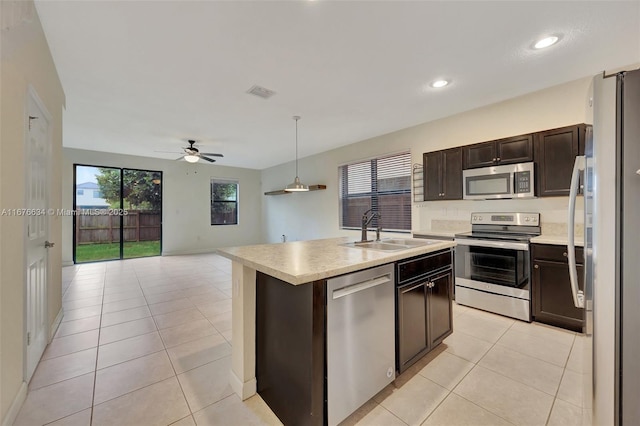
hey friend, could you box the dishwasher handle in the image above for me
[332,275,392,300]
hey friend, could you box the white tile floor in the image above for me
[15,254,585,426]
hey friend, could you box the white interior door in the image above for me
[25,89,51,381]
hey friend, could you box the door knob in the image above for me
[636,169,640,175]
[534,264,539,269]
[44,241,55,248]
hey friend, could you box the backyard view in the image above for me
[75,166,162,263]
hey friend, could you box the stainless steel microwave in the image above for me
[463,162,535,200]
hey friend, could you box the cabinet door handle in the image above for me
[534,264,539,269]
[496,157,501,161]
[492,158,496,161]
[563,252,568,257]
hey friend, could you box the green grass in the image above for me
[75,241,161,263]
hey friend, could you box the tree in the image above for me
[96,169,162,211]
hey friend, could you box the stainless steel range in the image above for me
[454,212,540,321]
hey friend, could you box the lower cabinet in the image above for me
[397,266,453,373]
[531,244,584,332]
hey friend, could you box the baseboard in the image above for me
[62,260,74,267]
[2,381,27,426]
[50,307,64,340]
[229,370,256,401]
[162,248,221,256]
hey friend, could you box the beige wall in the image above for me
[0,1,65,422]
[261,76,592,243]
[62,149,263,264]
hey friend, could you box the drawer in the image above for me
[396,249,452,285]
[531,243,584,263]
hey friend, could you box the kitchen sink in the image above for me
[380,238,436,246]
[350,242,409,251]
[342,238,438,252]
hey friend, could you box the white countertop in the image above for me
[530,234,585,247]
[217,237,455,285]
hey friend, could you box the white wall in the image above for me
[62,148,263,264]
[0,1,65,422]
[262,76,592,243]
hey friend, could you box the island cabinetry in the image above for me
[463,133,534,169]
[396,249,453,373]
[534,124,587,197]
[256,273,325,426]
[423,148,463,200]
[531,243,584,332]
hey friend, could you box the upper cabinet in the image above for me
[463,134,533,169]
[423,148,462,201]
[534,124,586,197]
[421,123,588,201]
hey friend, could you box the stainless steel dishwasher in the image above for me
[326,263,396,426]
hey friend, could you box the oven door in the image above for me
[454,238,530,300]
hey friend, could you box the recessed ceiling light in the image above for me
[430,80,449,88]
[534,35,559,49]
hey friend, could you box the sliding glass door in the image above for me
[122,169,162,259]
[74,165,162,263]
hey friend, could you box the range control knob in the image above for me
[525,217,530,222]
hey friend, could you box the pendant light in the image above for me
[284,115,309,192]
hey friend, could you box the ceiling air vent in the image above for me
[246,85,276,99]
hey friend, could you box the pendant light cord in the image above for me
[294,116,300,177]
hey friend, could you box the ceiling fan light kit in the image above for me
[170,140,223,164]
[284,116,309,192]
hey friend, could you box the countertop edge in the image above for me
[530,235,585,247]
[217,241,456,285]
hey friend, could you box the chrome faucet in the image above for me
[360,209,380,243]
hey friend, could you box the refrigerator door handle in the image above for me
[568,155,585,309]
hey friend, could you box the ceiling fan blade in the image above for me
[175,156,185,161]
[200,156,216,163]
[200,153,224,157]
[155,150,183,154]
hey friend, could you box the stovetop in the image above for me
[456,212,541,242]
[454,231,537,242]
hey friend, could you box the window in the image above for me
[77,189,84,195]
[93,190,102,198]
[211,179,239,225]
[339,151,412,232]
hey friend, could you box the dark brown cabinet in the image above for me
[427,271,453,346]
[463,134,533,169]
[396,250,453,373]
[423,147,462,201]
[531,244,584,332]
[534,124,587,197]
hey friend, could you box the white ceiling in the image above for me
[34,1,640,170]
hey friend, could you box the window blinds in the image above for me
[339,151,412,232]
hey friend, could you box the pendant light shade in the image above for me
[184,154,199,163]
[285,116,309,192]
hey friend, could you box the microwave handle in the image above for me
[567,155,585,309]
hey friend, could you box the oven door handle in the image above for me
[454,238,529,251]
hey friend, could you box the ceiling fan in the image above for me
[158,140,224,163]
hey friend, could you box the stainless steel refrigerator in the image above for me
[569,68,640,425]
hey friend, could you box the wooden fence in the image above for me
[76,210,161,245]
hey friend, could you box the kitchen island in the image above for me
[217,236,455,425]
